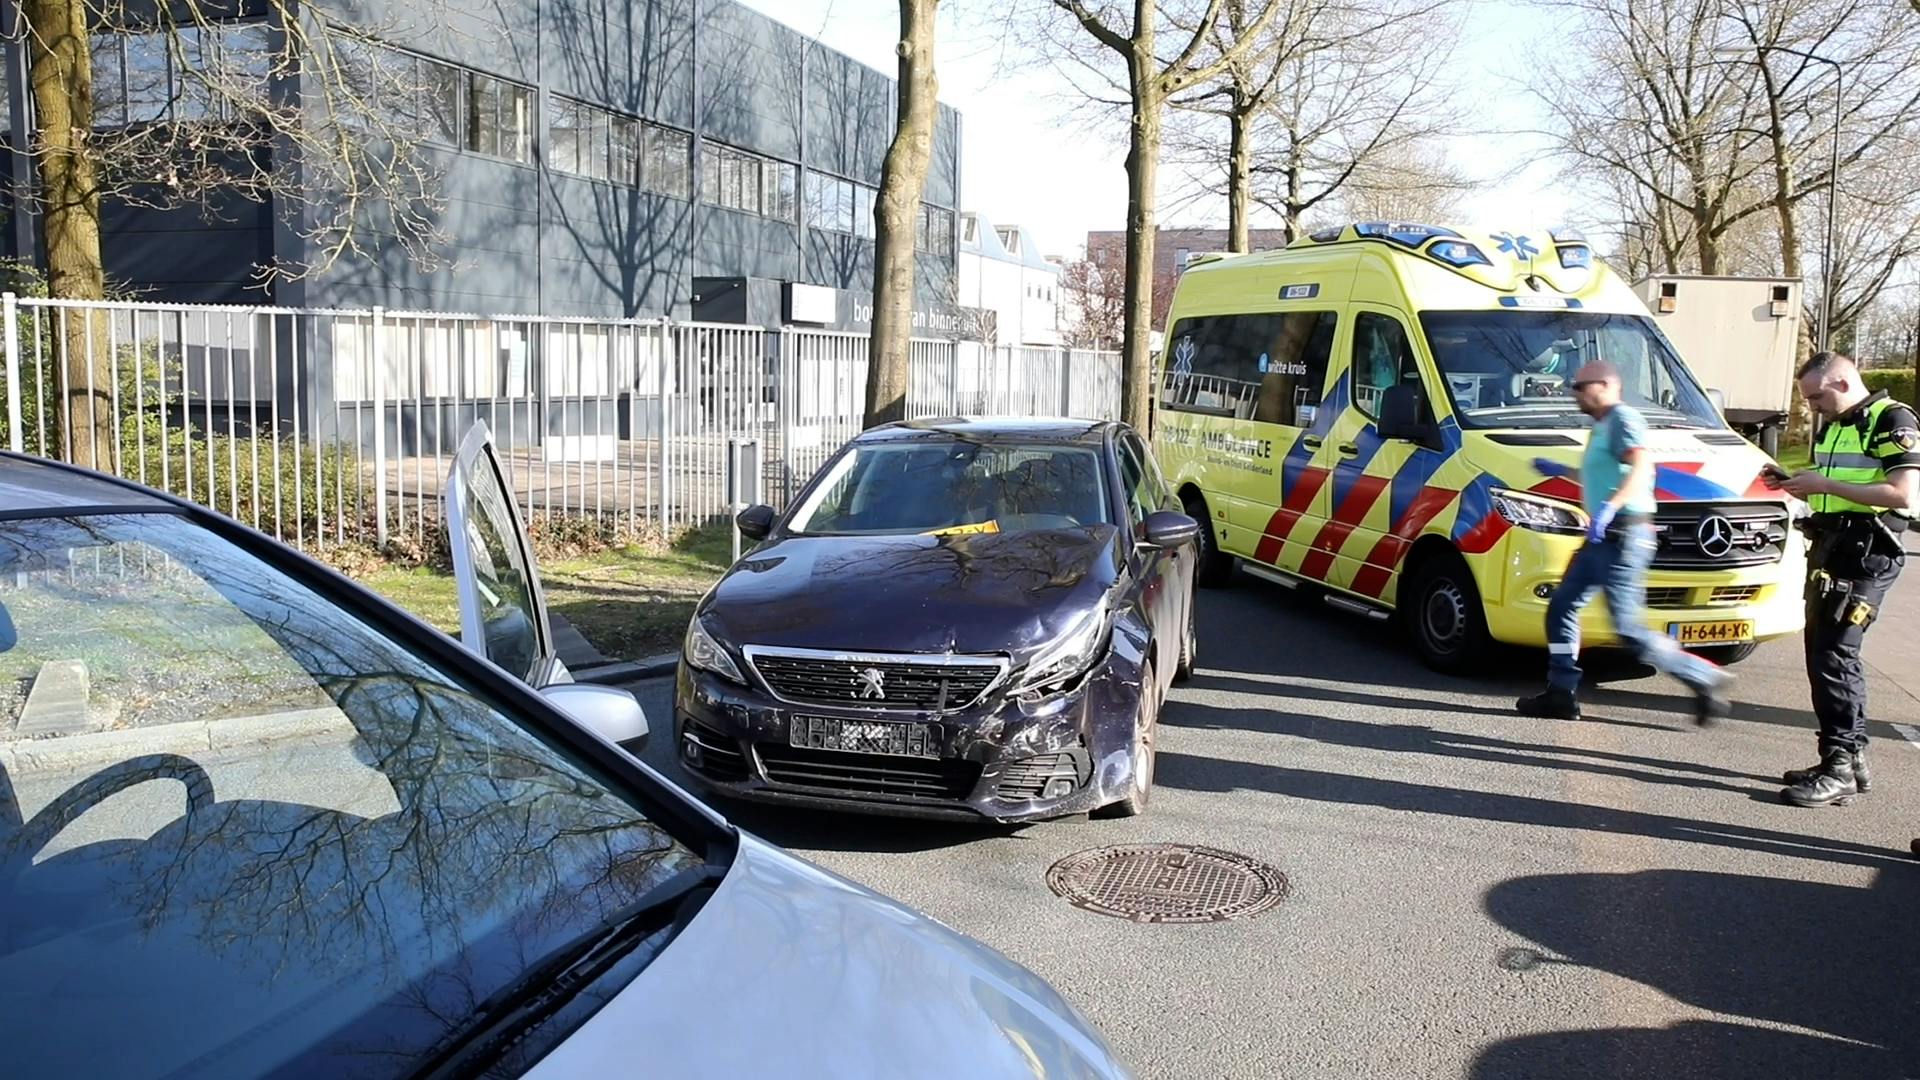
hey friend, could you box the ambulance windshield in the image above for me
[1418,310,1723,430]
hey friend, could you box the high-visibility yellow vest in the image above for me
[1812,394,1903,515]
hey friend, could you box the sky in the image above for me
[736,0,1602,260]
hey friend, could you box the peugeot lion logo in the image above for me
[856,667,887,700]
[1696,514,1736,559]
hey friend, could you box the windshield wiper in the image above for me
[409,861,728,1080]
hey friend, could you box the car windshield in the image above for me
[788,440,1111,535]
[1418,310,1723,430]
[0,514,702,1080]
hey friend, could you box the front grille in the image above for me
[680,719,750,783]
[756,744,982,801]
[746,650,1005,711]
[1711,584,1763,604]
[1651,502,1790,570]
[1645,587,1690,608]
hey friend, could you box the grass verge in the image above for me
[358,526,733,663]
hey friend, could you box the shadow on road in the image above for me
[694,792,1031,855]
[1165,694,1781,791]
[1152,751,1909,869]
[1474,866,1920,1078]
[1470,1019,1894,1080]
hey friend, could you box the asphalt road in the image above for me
[620,570,1920,1080]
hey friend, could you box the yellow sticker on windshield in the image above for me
[925,520,1000,537]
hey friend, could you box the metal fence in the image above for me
[0,294,1123,550]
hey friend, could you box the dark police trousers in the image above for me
[1806,537,1903,756]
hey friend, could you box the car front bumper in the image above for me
[671,652,1147,823]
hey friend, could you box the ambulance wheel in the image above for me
[1405,553,1493,675]
[1184,492,1235,588]
[1690,641,1759,666]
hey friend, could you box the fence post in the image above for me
[657,318,673,534]
[371,305,388,546]
[3,293,20,453]
[776,330,793,506]
[1059,347,1072,418]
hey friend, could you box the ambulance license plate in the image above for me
[1668,620,1753,645]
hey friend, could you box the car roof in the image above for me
[0,453,175,514]
[861,417,1118,446]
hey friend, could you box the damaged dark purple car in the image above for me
[672,418,1199,821]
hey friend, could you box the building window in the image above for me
[644,125,692,199]
[919,204,955,258]
[91,21,273,129]
[547,95,644,183]
[804,171,881,238]
[702,142,795,220]
[467,73,532,162]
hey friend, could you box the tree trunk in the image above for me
[22,0,111,469]
[1120,79,1162,432]
[863,0,939,430]
[1226,105,1251,253]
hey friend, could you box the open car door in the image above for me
[444,422,570,688]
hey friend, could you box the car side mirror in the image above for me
[540,683,650,755]
[736,504,776,543]
[1141,510,1201,550]
[1379,384,1439,448]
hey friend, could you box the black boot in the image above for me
[1783,751,1872,793]
[1783,751,1861,807]
[1695,684,1731,727]
[1516,688,1580,720]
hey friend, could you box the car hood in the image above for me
[700,527,1124,655]
[522,833,1131,1079]
[1461,428,1786,504]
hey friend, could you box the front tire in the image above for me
[1691,641,1760,665]
[1094,661,1158,819]
[1183,492,1235,587]
[1404,553,1494,675]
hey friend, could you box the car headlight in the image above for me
[1491,489,1588,536]
[1016,606,1111,696]
[684,619,745,684]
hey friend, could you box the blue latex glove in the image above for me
[1586,502,1618,544]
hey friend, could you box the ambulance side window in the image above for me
[1352,312,1421,419]
[1160,311,1337,426]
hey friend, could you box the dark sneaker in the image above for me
[1694,685,1731,727]
[1783,752,1871,793]
[1516,688,1580,720]
[1783,752,1860,807]
[1911,838,1919,860]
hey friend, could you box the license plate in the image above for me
[789,716,942,758]
[1668,619,1754,645]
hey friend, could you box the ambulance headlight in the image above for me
[1492,489,1587,536]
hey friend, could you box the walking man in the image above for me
[1771,352,1919,807]
[1517,361,1731,722]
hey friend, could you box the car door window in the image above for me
[1117,437,1155,527]
[1353,311,1422,419]
[446,424,553,684]
[1160,311,1337,426]
[1122,433,1168,514]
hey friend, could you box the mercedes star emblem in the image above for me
[1696,514,1736,559]
[856,667,887,700]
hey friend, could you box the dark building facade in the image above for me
[2,0,964,326]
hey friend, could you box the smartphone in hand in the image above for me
[1761,463,1790,489]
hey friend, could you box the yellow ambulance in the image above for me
[1153,222,1804,672]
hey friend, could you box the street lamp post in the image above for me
[1712,45,1844,351]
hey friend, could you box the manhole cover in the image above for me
[1045,843,1288,923]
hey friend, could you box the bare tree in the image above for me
[1058,236,1127,349]
[1036,0,1286,429]
[10,0,458,466]
[865,0,941,429]
[1167,0,1466,247]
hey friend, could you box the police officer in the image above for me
[1772,352,1920,807]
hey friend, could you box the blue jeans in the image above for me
[1547,522,1722,695]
